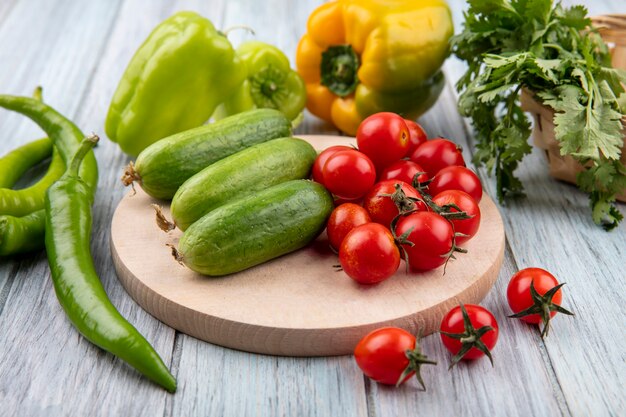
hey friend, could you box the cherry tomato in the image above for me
[409,138,466,178]
[394,212,454,271]
[326,203,371,250]
[356,112,410,170]
[379,160,428,186]
[507,268,573,338]
[339,223,400,284]
[322,149,376,200]
[440,304,499,367]
[404,119,428,154]
[363,180,425,228]
[312,145,352,184]
[428,166,483,203]
[432,190,481,245]
[354,327,436,388]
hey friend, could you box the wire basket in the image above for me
[520,14,626,202]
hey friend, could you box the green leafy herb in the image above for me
[452,0,626,230]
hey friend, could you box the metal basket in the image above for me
[520,14,626,202]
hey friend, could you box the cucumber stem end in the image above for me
[151,204,176,233]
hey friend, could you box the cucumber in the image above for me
[174,180,333,276]
[122,109,291,199]
[171,137,317,230]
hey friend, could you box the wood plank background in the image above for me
[0,1,623,416]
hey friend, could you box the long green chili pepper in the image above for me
[0,147,64,216]
[0,87,48,188]
[0,137,52,188]
[0,95,97,188]
[0,209,46,255]
[45,135,176,392]
[0,94,96,256]
[0,210,45,256]
[0,94,176,390]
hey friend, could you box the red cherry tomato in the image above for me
[432,190,481,245]
[507,268,573,337]
[363,180,425,228]
[322,149,376,200]
[429,166,483,203]
[312,145,352,184]
[339,223,400,284]
[379,160,428,186]
[404,119,428,154]
[354,327,436,388]
[356,112,410,170]
[409,138,465,178]
[440,304,499,366]
[394,211,454,271]
[326,203,371,250]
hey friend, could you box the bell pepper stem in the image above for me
[320,45,359,97]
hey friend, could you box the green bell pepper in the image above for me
[213,41,306,122]
[106,12,246,157]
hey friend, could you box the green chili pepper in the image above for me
[0,210,45,256]
[106,11,247,157]
[213,40,306,123]
[45,135,176,392]
[0,148,64,216]
[0,88,66,217]
[0,137,52,188]
[0,94,97,256]
[0,87,50,188]
[0,95,97,190]
[0,94,175,390]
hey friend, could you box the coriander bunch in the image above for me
[452,0,626,230]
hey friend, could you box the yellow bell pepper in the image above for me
[296,0,453,135]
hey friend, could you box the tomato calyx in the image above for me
[439,237,468,274]
[411,172,432,192]
[439,303,495,369]
[508,281,574,338]
[422,192,473,222]
[396,331,437,390]
[378,183,421,216]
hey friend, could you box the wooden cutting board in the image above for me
[110,135,505,357]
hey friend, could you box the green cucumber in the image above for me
[171,137,317,230]
[174,180,333,276]
[122,109,291,199]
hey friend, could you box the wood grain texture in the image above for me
[0,0,16,29]
[168,338,369,417]
[0,0,623,416]
[109,135,504,356]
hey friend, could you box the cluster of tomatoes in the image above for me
[354,267,574,389]
[312,112,483,284]
[309,112,574,390]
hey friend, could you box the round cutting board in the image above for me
[110,135,505,357]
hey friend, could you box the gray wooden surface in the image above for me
[0,1,624,416]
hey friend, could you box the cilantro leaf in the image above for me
[545,83,623,160]
[558,4,590,30]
